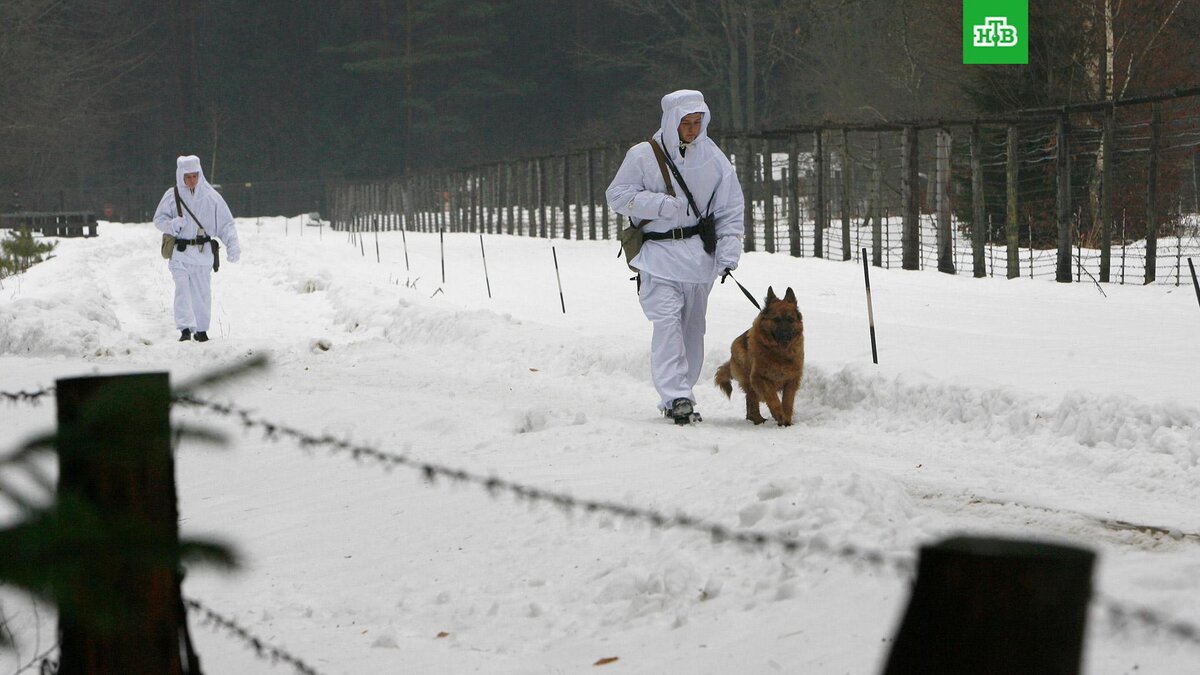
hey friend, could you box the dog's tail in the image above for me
[714,362,733,398]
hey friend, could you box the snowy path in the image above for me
[2,220,1198,674]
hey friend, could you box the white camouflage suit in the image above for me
[606,90,745,413]
[153,155,241,335]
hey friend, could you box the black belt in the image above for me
[175,236,212,246]
[641,224,701,241]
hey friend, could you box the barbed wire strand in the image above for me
[176,393,1200,649]
[1096,595,1200,647]
[0,388,54,405]
[172,393,913,576]
[184,597,325,675]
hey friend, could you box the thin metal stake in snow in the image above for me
[480,234,492,298]
[862,248,879,364]
[374,217,380,263]
[440,229,446,283]
[552,246,566,313]
[401,227,410,271]
[1189,258,1199,311]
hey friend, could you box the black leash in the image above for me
[721,269,761,310]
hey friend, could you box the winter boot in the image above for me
[179,329,191,342]
[193,331,209,342]
[667,398,701,425]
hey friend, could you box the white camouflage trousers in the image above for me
[638,273,713,410]
[169,262,213,332]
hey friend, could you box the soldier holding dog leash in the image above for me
[153,155,241,342]
[606,89,745,424]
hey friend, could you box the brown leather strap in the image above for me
[648,137,676,197]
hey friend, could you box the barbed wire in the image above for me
[1096,595,1200,647]
[184,597,325,675]
[0,388,55,405]
[172,393,914,576]
[174,393,1200,651]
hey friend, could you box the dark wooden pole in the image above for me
[788,134,801,257]
[971,123,987,277]
[871,133,883,267]
[901,126,919,270]
[56,373,195,675]
[814,129,826,259]
[763,139,776,254]
[1100,106,1114,283]
[1006,124,1020,279]
[884,536,1094,675]
[1056,113,1073,283]
[743,137,757,252]
[840,129,852,261]
[936,127,955,274]
[1146,103,1161,284]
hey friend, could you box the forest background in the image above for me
[1,0,1197,201]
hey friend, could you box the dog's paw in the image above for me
[748,416,766,425]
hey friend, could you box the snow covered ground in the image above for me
[1,218,1198,674]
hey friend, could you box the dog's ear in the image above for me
[765,286,777,305]
[784,287,796,303]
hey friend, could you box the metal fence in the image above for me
[329,86,1200,286]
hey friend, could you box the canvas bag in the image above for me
[619,138,676,272]
[160,187,183,259]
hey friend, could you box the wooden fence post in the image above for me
[56,373,196,675]
[871,133,883,268]
[788,134,802,257]
[884,536,1094,675]
[1056,113,1073,283]
[763,139,776,253]
[936,127,955,274]
[1100,106,1114,282]
[1146,103,1161,284]
[901,126,919,270]
[971,123,987,277]
[561,154,571,240]
[814,129,826,259]
[1006,124,1020,279]
[743,137,757,252]
[840,129,853,261]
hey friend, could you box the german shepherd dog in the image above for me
[715,287,804,426]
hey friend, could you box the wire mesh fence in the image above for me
[329,87,1200,286]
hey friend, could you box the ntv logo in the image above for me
[963,1,1027,63]
[973,17,1019,48]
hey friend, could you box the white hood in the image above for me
[175,155,216,204]
[657,89,711,160]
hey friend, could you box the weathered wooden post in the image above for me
[971,123,987,277]
[561,154,571,240]
[1146,103,1161,284]
[743,137,757,252]
[763,138,776,254]
[788,134,802,257]
[936,127,955,274]
[884,536,1094,675]
[901,126,919,270]
[56,373,198,675]
[840,128,853,261]
[586,149,596,240]
[814,129,826,259]
[1056,113,1073,283]
[1006,124,1020,278]
[870,132,884,268]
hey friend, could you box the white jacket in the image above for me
[154,155,241,267]
[606,89,744,283]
